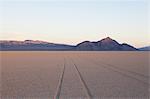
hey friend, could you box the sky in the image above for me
[0,0,149,47]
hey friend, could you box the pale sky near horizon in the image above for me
[0,0,149,47]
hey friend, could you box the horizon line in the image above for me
[0,37,149,48]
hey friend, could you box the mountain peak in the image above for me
[105,37,112,40]
[99,37,118,45]
[101,37,113,42]
[76,37,137,51]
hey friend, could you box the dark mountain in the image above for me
[139,46,150,51]
[0,37,137,51]
[76,37,137,51]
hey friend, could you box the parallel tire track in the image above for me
[71,59,92,99]
[54,59,66,99]
[81,56,150,85]
[94,61,149,85]
[80,54,149,78]
[92,56,149,78]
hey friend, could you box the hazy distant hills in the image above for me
[139,46,150,51]
[0,37,138,51]
[0,40,74,51]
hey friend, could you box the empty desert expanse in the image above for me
[0,51,150,99]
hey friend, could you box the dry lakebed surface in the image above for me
[0,51,150,99]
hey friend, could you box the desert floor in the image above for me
[0,51,150,99]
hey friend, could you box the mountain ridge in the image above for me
[0,37,138,51]
[139,46,150,51]
[75,37,137,51]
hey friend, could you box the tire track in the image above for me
[53,58,66,99]
[71,59,92,99]
[93,61,149,85]
[91,55,149,78]
[80,55,150,85]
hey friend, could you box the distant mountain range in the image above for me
[0,37,139,51]
[139,46,150,51]
[0,40,74,51]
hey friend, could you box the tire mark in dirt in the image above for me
[54,58,66,99]
[91,55,149,78]
[70,59,92,99]
[76,55,149,85]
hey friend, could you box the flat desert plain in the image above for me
[0,51,150,99]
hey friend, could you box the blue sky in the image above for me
[0,0,149,47]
